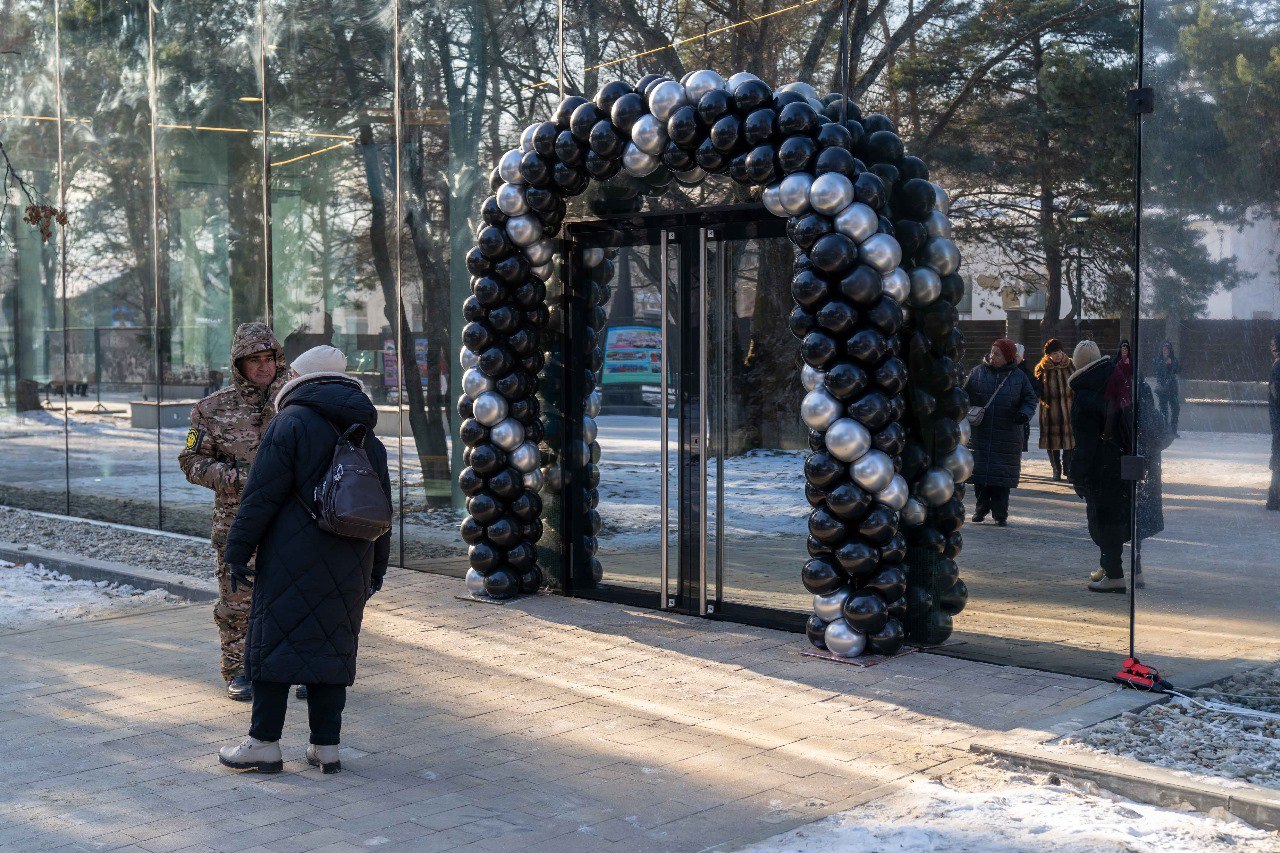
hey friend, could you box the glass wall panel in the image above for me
[0,0,68,516]
[1136,0,1280,683]
[153,0,267,537]
[58,0,160,528]
[265,0,401,554]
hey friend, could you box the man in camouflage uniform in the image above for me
[179,322,287,701]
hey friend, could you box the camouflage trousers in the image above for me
[214,555,253,682]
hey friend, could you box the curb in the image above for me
[0,541,218,603]
[971,740,1280,831]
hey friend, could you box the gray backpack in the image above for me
[294,421,392,541]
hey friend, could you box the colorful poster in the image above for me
[382,337,432,388]
[602,325,662,385]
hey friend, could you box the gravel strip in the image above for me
[0,506,215,580]
[1061,666,1280,789]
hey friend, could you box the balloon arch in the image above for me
[457,69,970,658]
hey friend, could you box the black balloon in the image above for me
[899,155,929,181]
[871,163,900,197]
[468,491,501,524]
[827,481,872,521]
[483,568,519,599]
[938,578,968,615]
[791,269,829,308]
[873,355,909,395]
[777,135,816,173]
[866,298,904,338]
[864,566,907,602]
[897,178,936,219]
[940,272,965,305]
[457,466,486,496]
[802,331,838,367]
[847,391,892,432]
[663,141,697,172]
[910,525,946,553]
[895,220,928,257]
[459,419,488,448]
[837,265,883,307]
[835,539,879,577]
[460,515,486,545]
[868,618,905,655]
[944,530,963,559]
[743,108,778,145]
[697,89,732,125]
[710,114,742,151]
[789,305,817,339]
[553,95,588,129]
[589,120,624,158]
[777,101,819,136]
[810,233,858,275]
[815,146,861,179]
[842,590,888,634]
[668,106,700,146]
[866,130,904,164]
[805,481,828,507]
[802,558,847,595]
[816,121,853,150]
[853,171,887,209]
[570,102,602,141]
[487,469,522,502]
[469,542,502,573]
[733,78,773,112]
[861,113,896,134]
[695,137,728,172]
[790,215,833,253]
[857,505,897,545]
[805,614,829,649]
[808,506,847,545]
[846,328,889,365]
[873,422,908,457]
[880,532,908,564]
[816,300,857,337]
[804,451,846,489]
[825,362,869,400]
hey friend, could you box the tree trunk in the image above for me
[1032,35,1064,344]
[748,236,803,449]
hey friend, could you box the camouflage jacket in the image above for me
[179,322,288,549]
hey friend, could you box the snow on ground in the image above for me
[0,560,181,630]
[738,761,1277,853]
[1057,666,1280,789]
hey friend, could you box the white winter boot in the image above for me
[306,743,342,774]
[1087,576,1126,593]
[218,737,283,773]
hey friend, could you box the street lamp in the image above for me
[1067,207,1092,334]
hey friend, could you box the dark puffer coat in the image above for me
[223,375,392,686]
[1270,358,1280,471]
[965,361,1037,488]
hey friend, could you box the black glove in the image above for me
[228,562,256,592]
[367,575,384,599]
[1013,411,1030,425]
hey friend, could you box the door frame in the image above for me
[561,205,806,634]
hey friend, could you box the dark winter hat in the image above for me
[1044,338,1063,355]
[993,338,1017,363]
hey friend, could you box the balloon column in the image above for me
[456,69,968,655]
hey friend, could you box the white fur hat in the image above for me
[1072,339,1102,370]
[291,345,347,377]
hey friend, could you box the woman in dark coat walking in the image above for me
[1153,341,1181,438]
[966,337,1038,526]
[218,346,392,774]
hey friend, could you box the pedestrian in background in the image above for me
[1014,343,1041,452]
[218,346,392,775]
[1269,333,1280,511]
[179,322,286,701]
[1035,339,1076,481]
[1153,341,1181,439]
[966,338,1038,526]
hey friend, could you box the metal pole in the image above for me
[1128,0,1148,661]
[839,0,850,124]
[698,228,708,616]
[659,231,670,608]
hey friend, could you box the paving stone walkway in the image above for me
[0,569,1119,852]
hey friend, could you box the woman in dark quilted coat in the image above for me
[1269,333,1280,511]
[965,338,1038,526]
[217,346,391,774]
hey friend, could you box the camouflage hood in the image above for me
[230,322,286,406]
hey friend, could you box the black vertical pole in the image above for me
[1128,0,1147,661]
[839,0,851,124]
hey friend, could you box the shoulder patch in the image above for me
[185,427,202,451]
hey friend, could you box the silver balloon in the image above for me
[465,568,486,595]
[489,417,525,452]
[824,418,871,463]
[622,142,660,177]
[801,389,843,431]
[834,202,878,243]
[583,416,598,444]
[674,166,707,184]
[808,173,855,217]
[800,363,826,392]
[941,445,975,483]
[543,465,564,492]
[923,237,961,276]
[520,123,539,152]
[726,71,760,89]
[925,209,953,239]
[851,449,894,493]
[522,469,545,492]
[958,416,973,447]
[459,347,480,370]
[909,266,942,306]
[531,262,554,282]
[881,268,910,303]
[498,148,524,185]
[586,389,602,418]
[582,247,605,268]
[525,239,554,267]
[647,80,689,122]
[813,588,850,622]
[876,474,910,511]
[496,182,527,216]
[918,466,956,506]
[630,113,668,156]
[824,620,867,657]
[685,69,726,103]
[505,214,542,247]
[778,173,814,216]
[462,368,493,398]
[780,81,819,101]
[900,497,928,527]
[510,441,541,473]
[859,233,903,274]
[932,182,951,215]
[762,183,788,218]
[472,391,508,427]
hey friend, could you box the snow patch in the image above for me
[0,560,181,629]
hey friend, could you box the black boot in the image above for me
[1049,451,1062,482]
[295,685,308,700]
[227,675,253,702]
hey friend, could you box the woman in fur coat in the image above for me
[1034,338,1076,481]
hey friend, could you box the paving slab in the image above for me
[0,567,1119,851]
